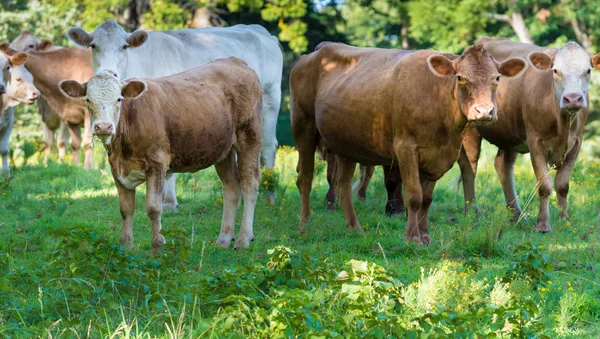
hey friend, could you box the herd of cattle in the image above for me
[0,20,599,253]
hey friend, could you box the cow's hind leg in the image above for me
[494,149,523,221]
[459,125,482,214]
[163,174,178,211]
[325,152,337,210]
[260,85,281,204]
[57,120,69,160]
[555,138,581,220]
[292,101,317,233]
[335,156,363,233]
[214,150,240,249]
[418,178,437,244]
[67,123,81,166]
[383,165,404,216]
[145,169,166,255]
[82,111,93,169]
[42,123,54,166]
[355,165,374,201]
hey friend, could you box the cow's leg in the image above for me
[555,138,581,220]
[82,110,93,169]
[235,147,261,249]
[458,125,482,214]
[396,144,422,244]
[0,110,14,178]
[261,85,281,204]
[529,144,552,232]
[114,177,136,249]
[292,103,317,233]
[66,123,81,166]
[214,150,240,249]
[145,169,166,255]
[418,177,437,244]
[383,165,404,216]
[42,123,54,166]
[57,120,68,159]
[355,165,374,201]
[162,174,178,211]
[325,152,337,210]
[335,155,363,232]
[494,149,523,221]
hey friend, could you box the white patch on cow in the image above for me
[5,65,39,106]
[84,71,123,144]
[551,42,592,111]
[118,170,145,190]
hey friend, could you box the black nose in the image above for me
[0,84,5,94]
[562,93,584,109]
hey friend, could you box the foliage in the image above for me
[502,242,554,287]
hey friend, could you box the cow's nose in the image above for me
[94,122,114,135]
[562,93,584,109]
[0,84,5,94]
[31,90,39,99]
[475,105,495,119]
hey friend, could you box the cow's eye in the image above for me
[496,76,501,82]
[122,45,128,50]
[28,45,34,49]
[587,69,592,75]
[457,75,463,81]
[117,98,123,103]
[16,78,22,82]
[552,69,558,74]
[89,44,96,50]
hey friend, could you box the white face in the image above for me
[0,54,8,95]
[5,65,39,106]
[551,42,593,114]
[9,34,39,52]
[83,72,124,144]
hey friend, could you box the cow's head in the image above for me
[0,51,39,106]
[528,42,600,115]
[427,44,527,125]
[59,71,147,145]
[67,20,148,79]
[8,31,53,52]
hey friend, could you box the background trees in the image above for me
[2,0,600,145]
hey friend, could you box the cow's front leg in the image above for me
[214,150,240,249]
[530,143,553,232]
[82,110,93,169]
[555,138,581,220]
[458,125,482,214]
[396,143,422,244]
[67,123,81,166]
[145,169,166,255]
[236,145,261,250]
[383,165,404,216]
[335,156,363,233]
[42,123,54,166]
[418,177,437,244]
[57,120,69,159]
[325,152,337,210]
[494,149,522,221]
[114,177,136,249]
[355,165,374,201]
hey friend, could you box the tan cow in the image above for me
[60,57,262,254]
[291,42,526,244]
[459,37,600,232]
[8,32,72,163]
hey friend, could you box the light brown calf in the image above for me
[459,37,600,232]
[60,57,262,254]
[291,42,526,244]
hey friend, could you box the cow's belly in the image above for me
[418,144,461,181]
[169,131,235,172]
[117,169,146,190]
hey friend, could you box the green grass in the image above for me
[1,140,599,338]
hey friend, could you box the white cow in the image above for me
[0,51,40,177]
[68,20,283,207]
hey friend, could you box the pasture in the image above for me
[1,141,599,338]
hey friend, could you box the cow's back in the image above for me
[479,37,546,62]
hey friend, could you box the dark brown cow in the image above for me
[291,42,526,244]
[60,57,262,254]
[459,37,600,232]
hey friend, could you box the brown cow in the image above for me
[60,57,262,254]
[291,42,526,244]
[459,37,600,232]
[8,32,72,164]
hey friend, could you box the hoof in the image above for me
[233,237,252,250]
[510,213,525,223]
[385,205,404,217]
[404,235,424,245]
[534,221,552,233]
[151,234,166,255]
[119,236,134,250]
[356,193,367,202]
[349,225,365,235]
[216,233,234,249]
[420,234,432,244]
[559,212,570,221]
[326,202,336,211]
[163,202,178,212]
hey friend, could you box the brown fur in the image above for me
[459,37,591,232]
[103,57,262,254]
[291,42,525,244]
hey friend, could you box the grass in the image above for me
[1,138,600,338]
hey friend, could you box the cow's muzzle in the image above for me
[561,93,585,115]
[468,104,497,126]
[93,122,114,138]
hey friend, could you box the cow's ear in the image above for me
[67,27,93,47]
[38,39,53,51]
[9,53,28,66]
[0,43,8,52]
[121,80,147,99]
[59,80,87,99]
[498,57,527,77]
[126,30,148,48]
[528,52,552,71]
[427,54,455,77]
[591,53,600,70]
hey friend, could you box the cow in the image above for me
[59,57,263,254]
[291,42,526,244]
[20,47,94,168]
[67,19,282,209]
[458,37,600,232]
[8,32,72,164]
[1,51,40,177]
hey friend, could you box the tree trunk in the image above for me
[401,21,409,49]
[509,11,533,44]
[123,0,148,31]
